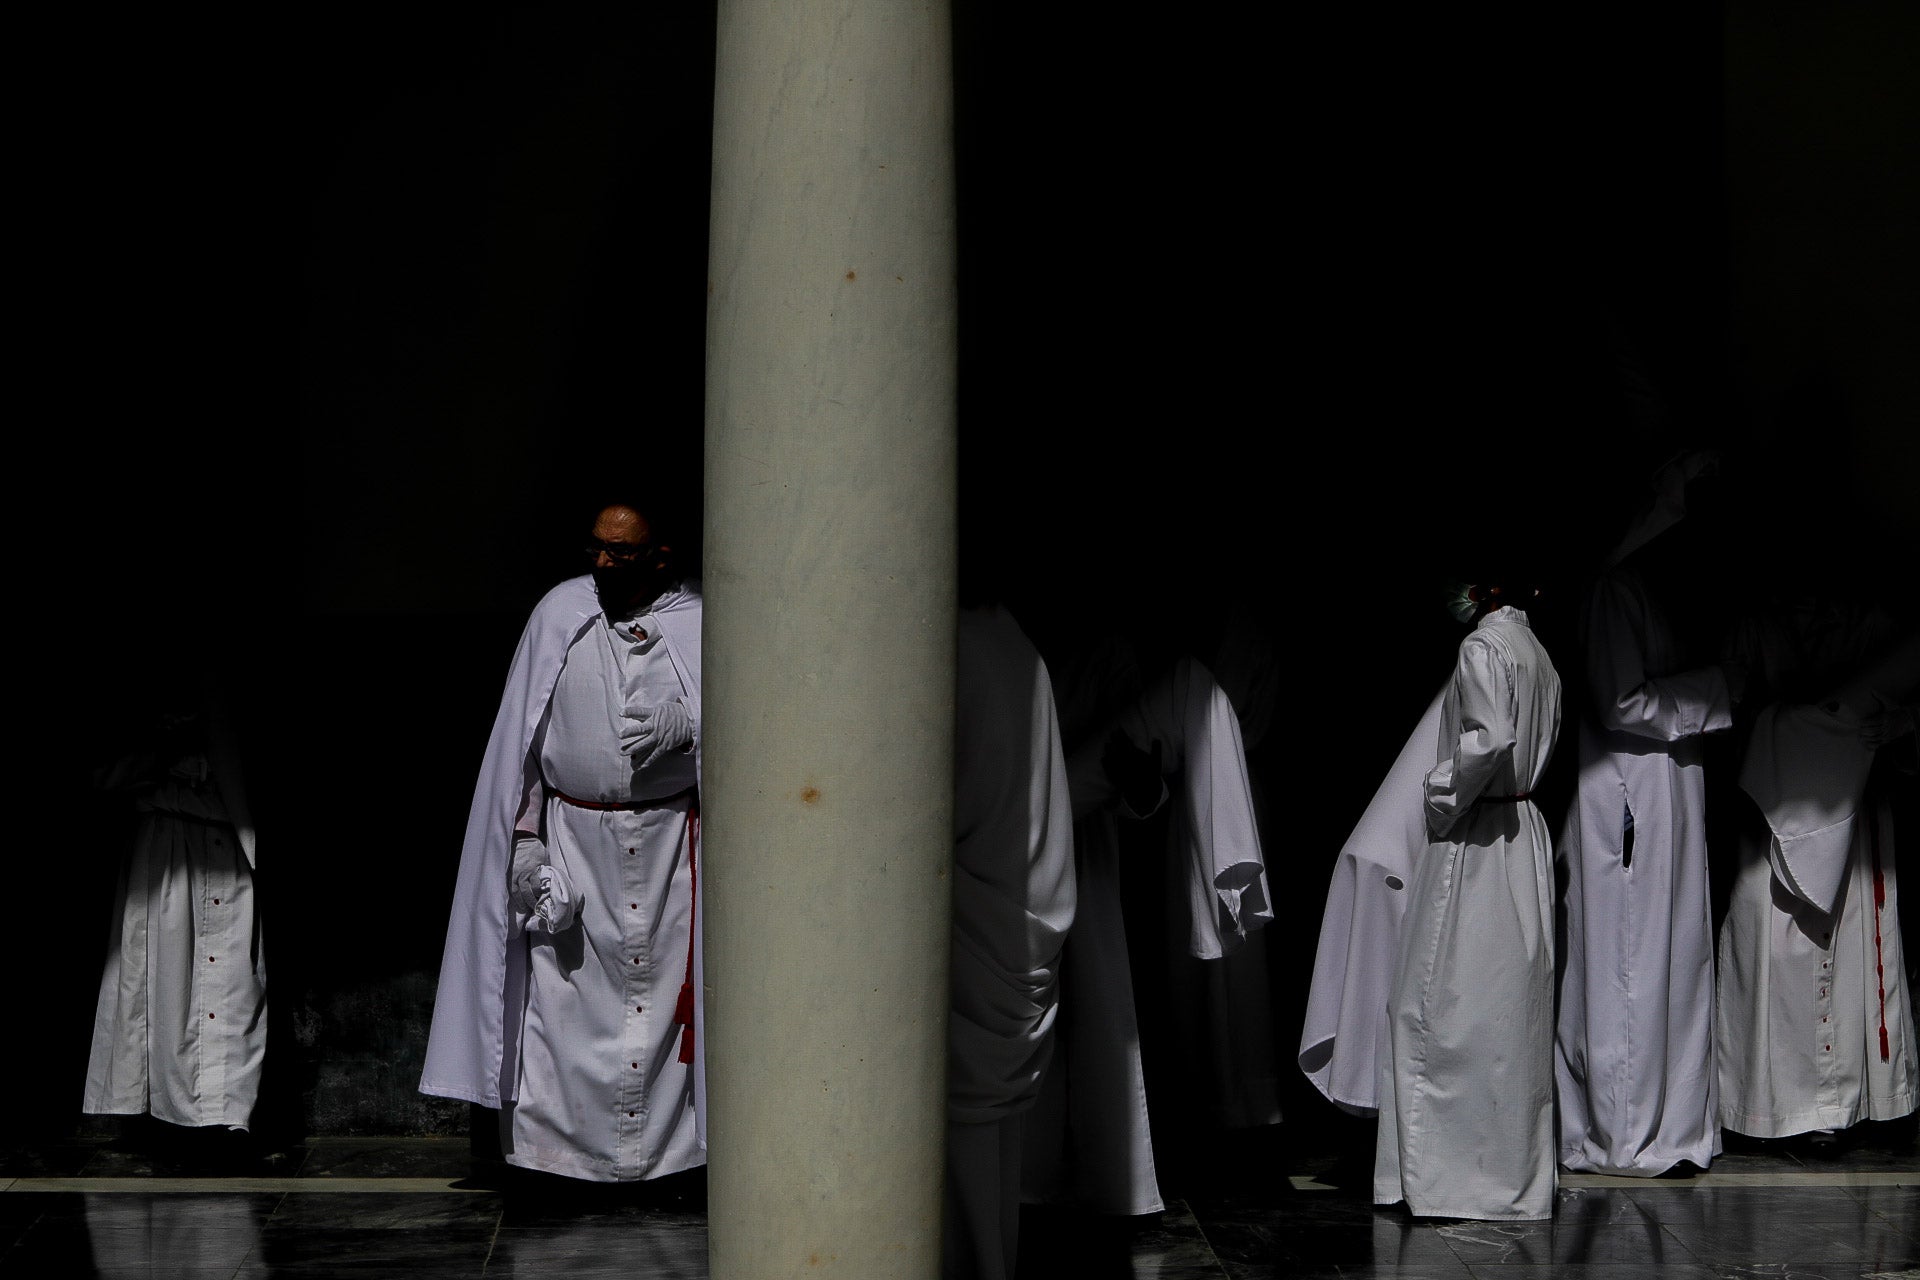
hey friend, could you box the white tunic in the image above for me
[1716,622,1919,1138]
[1022,652,1275,1214]
[503,605,702,1182]
[1374,607,1562,1221]
[1138,659,1279,1131]
[84,698,265,1132]
[948,604,1077,1121]
[1121,658,1274,963]
[946,605,1077,1280]
[1020,634,1163,1216]
[1555,567,1733,1175]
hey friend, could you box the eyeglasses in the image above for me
[584,538,653,562]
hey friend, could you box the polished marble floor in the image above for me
[0,1120,1913,1278]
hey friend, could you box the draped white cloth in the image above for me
[419,576,707,1180]
[1020,635,1162,1216]
[1717,622,1919,1138]
[948,604,1077,1122]
[1018,802,1163,1215]
[946,604,1076,1280]
[1138,659,1279,1131]
[1299,684,1448,1115]
[1373,607,1563,1221]
[1555,566,1733,1175]
[1022,650,1275,1214]
[1119,659,1273,961]
[84,694,266,1131]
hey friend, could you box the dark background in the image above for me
[22,2,1916,1169]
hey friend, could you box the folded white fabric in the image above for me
[1118,656,1274,959]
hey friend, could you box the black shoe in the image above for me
[1654,1159,1705,1179]
[1803,1130,1842,1160]
[1720,1129,1781,1156]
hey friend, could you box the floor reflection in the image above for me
[0,1129,1910,1279]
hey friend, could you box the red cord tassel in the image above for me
[676,808,700,1066]
[1871,807,1890,1062]
[675,964,696,1063]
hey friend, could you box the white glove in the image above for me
[620,699,694,769]
[509,833,579,935]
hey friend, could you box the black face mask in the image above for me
[593,559,669,614]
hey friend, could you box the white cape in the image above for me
[1298,683,1448,1115]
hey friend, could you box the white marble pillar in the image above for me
[700,1,958,1276]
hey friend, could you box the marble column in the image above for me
[700,1,958,1276]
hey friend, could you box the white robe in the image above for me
[1374,607,1563,1221]
[1022,653,1274,1214]
[1020,635,1163,1216]
[501,601,702,1181]
[1123,658,1274,963]
[1021,652,1274,1212]
[83,696,266,1131]
[1141,660,1278,1130]
[419,576,707,1180]
[1555,566,1733,1175]
[946,605,1076,1280]
[1717,625,1919,1138]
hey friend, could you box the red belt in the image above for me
[552,786,695,811]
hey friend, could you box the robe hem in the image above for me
[1375,1196,1552,1223]
[1020,1190,1167,1217]
[419,1081,502,1110]
[1722,1093,1919,1138]
[82,1102,254,1131]
[1557,1151,1717,1177]
[505,1145,704,1184]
